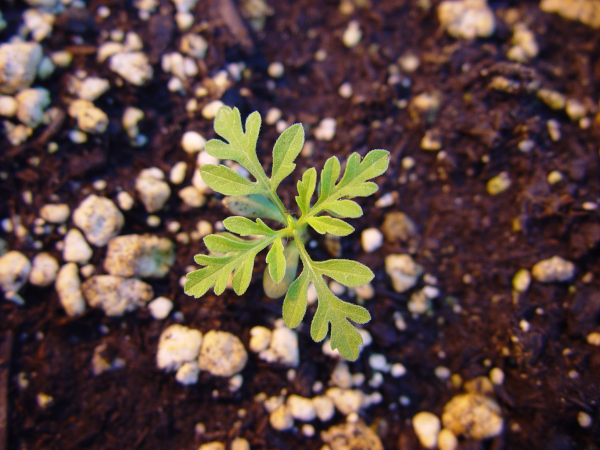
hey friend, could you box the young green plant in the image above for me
[184,106,389,360]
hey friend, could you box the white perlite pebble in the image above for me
[199,330,248,377]
[68,99,109,134]
[326,387,364,415]
[0,42,43,95]
[197,150,219,167]
[117,191,135,211]
[391,363,407,377]
[287,395,317,421]
[413,412,441,449]
[180,34,208,59]
[63,229,93,264]
[29,252,59,287]
[15,88,51,128]
[202,100,224,120]
[122,106,144,137]
[249,326,272,352]
[157,324,203,372]
[22,9,54,42]
[148,296,173,319]
[181,131,206,154]
[338,82,353,99]
[270,404,293,431]
[135,169,171,213]
[312,395,335,422]
[566,99,587,121]
[587,332,600,346]
[578,411,592,428]
[109,52,153,86]
[385,254,423,293]
[489,368,504,385]
[81,275,153,316]
[331,361,353,388]
[267,61,284,78]
[197,442,225,450]
[179,186,206,208]
[40,204,70,223]
[55,263,85,316]
[0,251,31,304]
[442,393,503,440]
[531,256,575,283]
[314,117,337,141]
[77,77,110,101]
[258,326,299,367]
[175,361,200,385]
[265,107,282,125]
[437,0,495,39]
[230,437,250,450]
[438,428,458,450]
[0,96,18,117]
[104,234,175,278]
[170,162,188,184]
[343,20,362,48]
[73,195,124,247]
[507,23,538,63]
[361,228,383,253]
[369,354,389,372]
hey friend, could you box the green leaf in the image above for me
[296,168,316,215]
[304,150,390,220]
[307,216,354,236]
[323,200,362,218]
[266,237,286,284]
[223,195,285,223]
[264,240,300,299]
[185,235,276,297]
[292,241,371,361]
[313,260,373,287]
[271,123,304,190]
[200,164,264,196]
[282,270,309,328]
[204,233,255,253]
[223,217,277,236]
[204,106,270,191]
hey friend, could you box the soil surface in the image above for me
[1,0,600,449]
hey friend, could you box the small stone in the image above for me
[512,269,531,292]
[198,442,225,450]
[270,404,293,431]
[531,256,575,283]
[135,168,171,213]
[381,211,418,242]
[148,296,174,319]
[354,282,374,300]
[321,422,383,450]
[435,366,451,380]
[37,393,54,409]
[265,107,282,125]
[369,354,389,372]
[287,395,317,421]
[82,275,153,316]
[63,229,93,264]
[202,100,224,120]
[361,228,383,253]
[179,186,206,207]
[518,139,535,153]
[104,234,175,278]
[0,251,31,304]
[69,130,87,144]
[326,387,364,415]
[175,361,200,385]
[68,99,109,134]
[109,52,153,86]
[399,52,420,72]
[587,332,600,346]
[181,131,206,154]
[421,130,442,151]
[197,150,219,167]
[29,252,59,287]
[230,437,250,450]
[343,20,362,48]
[73,195,124,247]
[385,254,423,293]
[442,393,503,440]
[489,368,504,385]
[15,88,51,128]
[249,326,272,353]
[413,412,441,449]
[258,325,299,367]
[437,0,496,39]
[0,96,18,117]
[267,61,284,78]
[116,191,135,211]
[437,428,458,450]
[566,99,587,121]
[391,363,407,377]
[170,162,188,185]
[540,0,600,28]
[0,42,43,95]
[314,117,336,141]
[312,395,336,422]
[486,172,511,195]
[536,88,566,110]
[77,77,110,101]
[578,411,593,428]
[122,106,144,136]
[40,204,70,223]
[55,263,85,316]
[338,82,353,99]
[199,330,247,377]
[157,324,202,371]
[51,51,72,67]
[180,34,208,59]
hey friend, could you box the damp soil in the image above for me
[1,0,600,449]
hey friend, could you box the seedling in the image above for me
[184,106,389,360]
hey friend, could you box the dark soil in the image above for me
[1,0,600,449]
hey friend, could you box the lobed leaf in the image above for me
[307,216,354,236]
[296,168,317,215]
[313,259,373,287]
[322,199,362,218]
[204,233,255,253]
[223,216,277,236]
[271,124,304,190]
[200,164,264,196]
[223,195,285,223]
[266,237,286,284]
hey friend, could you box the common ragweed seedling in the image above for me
[184,106,389,360]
